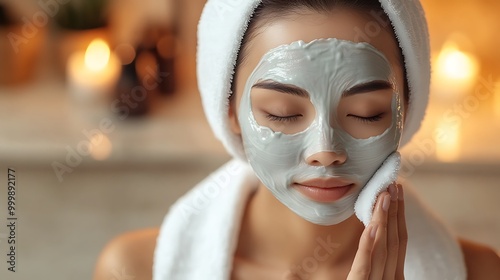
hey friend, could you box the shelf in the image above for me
[0,75,228,167]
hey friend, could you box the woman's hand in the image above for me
[347,183,407,280]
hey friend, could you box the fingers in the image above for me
[348,183,408,280]
[383,183,399,279]
[368,192,390,280]
[347,224,377,280]
[395,184,408,279]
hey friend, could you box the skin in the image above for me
[229,8,406,279]
[93,7,500,280]
[232,11,405,136]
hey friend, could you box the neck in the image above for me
[236,183,365,276]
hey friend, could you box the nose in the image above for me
[306,151,347,167]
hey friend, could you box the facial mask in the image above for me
[238,38,403,225]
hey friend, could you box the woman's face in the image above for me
[229,8,406,225]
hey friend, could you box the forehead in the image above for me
[252,39,393,91]
[240,9,402,81]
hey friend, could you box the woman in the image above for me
[94,0,500,279]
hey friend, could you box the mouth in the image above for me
[293,178,355,203]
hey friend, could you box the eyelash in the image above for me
[265,113,383,123]
[266,114,302,122]
[347,113,384,123]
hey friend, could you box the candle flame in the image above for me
[85,39,111,72]
[436,43,478,81]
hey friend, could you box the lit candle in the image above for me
[89,132,113,161]
[67,39,121,102]
[435,117,461,162]
[432,41,479,101]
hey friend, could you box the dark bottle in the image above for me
[135,26,176,96]
[0,4,14,26]
[115,54,150,117]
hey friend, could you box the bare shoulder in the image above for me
[93,228,160,280]
[459,238,500,279]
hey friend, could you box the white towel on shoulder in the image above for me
[153,160,467,280]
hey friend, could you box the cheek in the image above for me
[391,63,407,115]
[228,96,241,135]
[228,69,249,132]
[232,63,258,122]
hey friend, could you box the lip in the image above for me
[293,178,354,203]
[296,178,353,189]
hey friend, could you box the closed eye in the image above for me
[347,113,384,123]
[266,114,302,122]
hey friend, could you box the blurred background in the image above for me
[0,0,499,279]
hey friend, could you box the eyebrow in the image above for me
[342,80,393,97]
[252,80,309,98]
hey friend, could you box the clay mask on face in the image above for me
[238,38,403,225]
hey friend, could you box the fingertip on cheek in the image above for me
[382,193,391,212]
[397,184,404,201]
[388,183,398,201]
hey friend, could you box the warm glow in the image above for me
[441,50,475,79]
[495,82,500,118]
[89,133,112,161]
[67,38,121,100]
[433,41,479,98]
[84,39,111,72]
[435,119,461,162]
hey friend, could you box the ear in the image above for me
[228,98,241,135]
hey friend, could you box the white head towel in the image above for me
[197,0,431,161]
